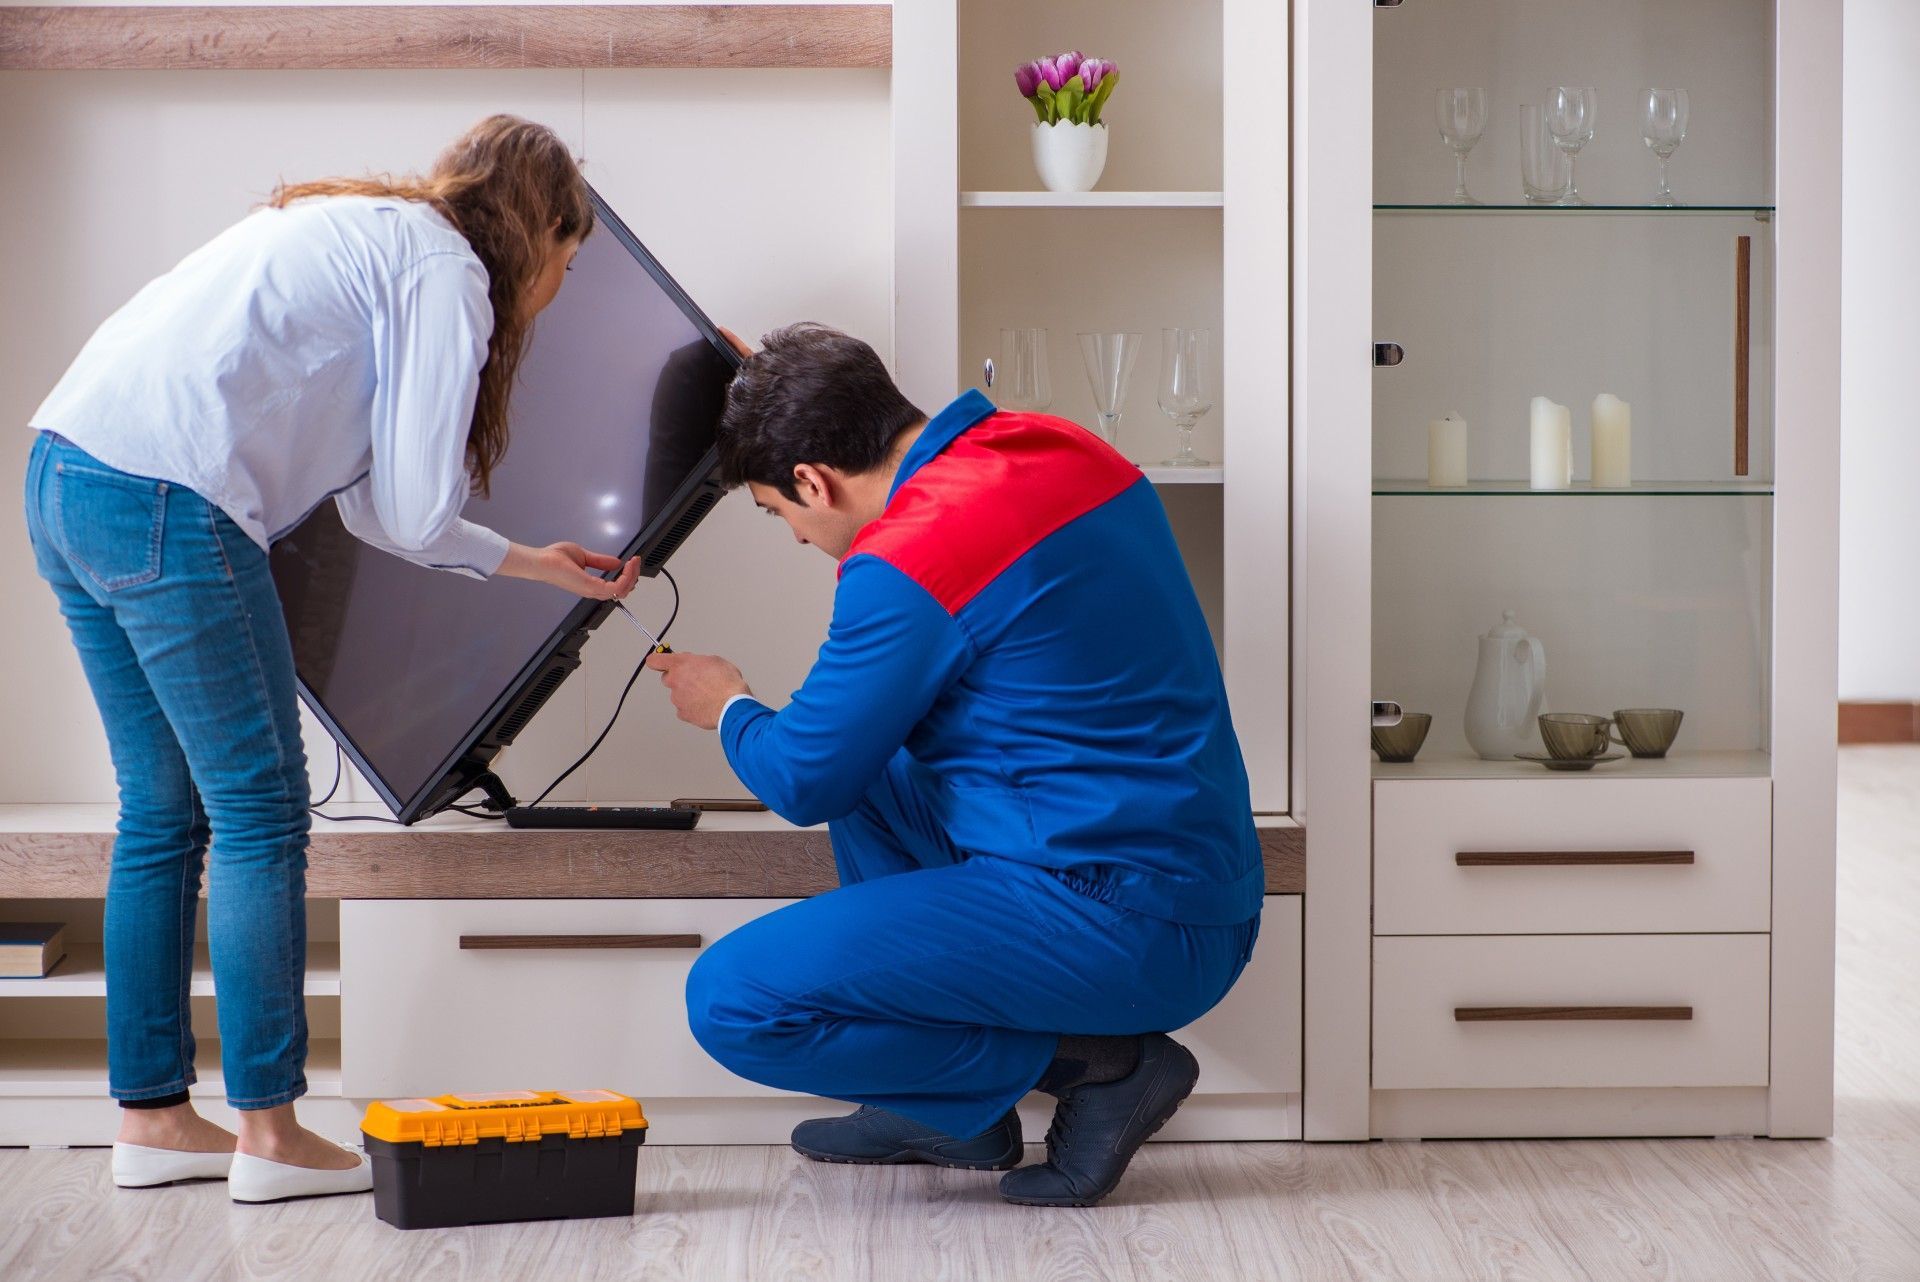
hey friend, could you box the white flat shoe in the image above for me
[229,1150,373,1204]
[112,1141,234,1188]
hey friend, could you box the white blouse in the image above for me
[31,195,510,578]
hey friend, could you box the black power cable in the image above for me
[524,567,679,809]
[309,567,679,825]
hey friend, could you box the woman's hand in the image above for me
[498,541,641,600]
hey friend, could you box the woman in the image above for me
[22,116,632,1202]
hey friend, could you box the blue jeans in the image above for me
[24,433,311,1109]
[685,750,1260,1139]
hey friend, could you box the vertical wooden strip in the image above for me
[1734,234,1752,476]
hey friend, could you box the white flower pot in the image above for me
[1031,121,1109,194]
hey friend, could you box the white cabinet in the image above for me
[341,894,1303,1140]
[1373,777,1771,935]
[340,899,795,1101]
[1296,0,1839,1138]
[1373,934,1770,1090]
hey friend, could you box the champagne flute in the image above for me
[1435,88,1488,206]
[1546,86,1597,206]
[1643,88,1691,207]
[996,328,1051,411]
[1157,328,1214,468]
[1078,331,1141,446]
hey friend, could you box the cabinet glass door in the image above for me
[1370,0,1775,779]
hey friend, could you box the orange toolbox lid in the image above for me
[361,1090,648,1147]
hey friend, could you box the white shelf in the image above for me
[961,190,1224,208]
[1373,479,1775,497]
[1143,466,1224,484]
[2,944,341,998]
[1372,750,1772,781]
[0,1038,343,1098]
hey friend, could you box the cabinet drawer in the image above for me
[1373,934,1769,1090]
[1374,778,1770,935]
[341,899,798,1100]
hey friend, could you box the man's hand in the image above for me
[647,651,751,730]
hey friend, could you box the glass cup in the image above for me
[995,328,1051,412]
[1537,712,1618,760]
[1642,89,1691,207]
[1157,328,1215,468]
[1372,712,1432,763]
[1612,708,1684,758]
[1435,88,1488,206]
[1519,105,1572,205]
[1077,332,1142,447]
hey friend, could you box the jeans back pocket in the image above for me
[55,460,168,591]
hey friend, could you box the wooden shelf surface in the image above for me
[0,805,1303,899]
[0,5,891,72]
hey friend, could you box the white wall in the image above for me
[1839,0,1920,701]
[0,67,891,806]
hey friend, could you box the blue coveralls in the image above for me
[684,391,1265,1139]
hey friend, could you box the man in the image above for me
[649,324,1262,1207]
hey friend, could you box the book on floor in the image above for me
[0,922,67,978]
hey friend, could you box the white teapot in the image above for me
[1464,610,1547,761]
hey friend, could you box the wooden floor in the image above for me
[5,749,1920,1281]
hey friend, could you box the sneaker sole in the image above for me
[1000,1047,1201,1208]
[791,1141,1022,1172]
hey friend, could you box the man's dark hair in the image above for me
[716,323,925,502]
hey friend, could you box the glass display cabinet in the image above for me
[1297,0,1839,1141]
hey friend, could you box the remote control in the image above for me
[505,805,700,830]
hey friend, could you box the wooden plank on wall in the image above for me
[1838,700,1920,744]
[0,5,892,71]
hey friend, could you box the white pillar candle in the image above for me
[1591,393,1632,488]
[1529,396,1571,489]
[1428,412,1468,487]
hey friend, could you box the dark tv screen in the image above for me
[270,187,738,820]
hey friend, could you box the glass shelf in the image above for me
[1374,203,1773,217]
[1373,480,1773,497]
[963,191,1224,209]
[1144,466,1224,485]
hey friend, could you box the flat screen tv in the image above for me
[270,186,741,823]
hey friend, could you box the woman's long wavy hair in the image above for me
[268,115,594,495]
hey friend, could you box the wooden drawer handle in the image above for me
[1455,1005,1694,1022]
[1455,851,1694,866]
[459,934,704,950]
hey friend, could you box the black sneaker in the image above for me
[999,1033,1199,1207]
[791,1105,1022,1170]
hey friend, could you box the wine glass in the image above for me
[996,328,1051,411]
[1157,328,1214,468]
[1643,88,1691,207]
[1435,88,1488,206]
[1077,332,1141,446]
[1546,86,1597,206]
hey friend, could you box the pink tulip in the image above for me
[1079,58,1116,91]
[1055,51,1085,82]
[1036,55,1070,92]
[1014,60,1041,97]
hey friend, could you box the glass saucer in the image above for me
[1514,752,1624,772]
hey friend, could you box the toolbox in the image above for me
[360,1090,648,1230]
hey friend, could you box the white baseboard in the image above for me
[0,1093,1305,1149]
[1371,1087,1771,1139]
